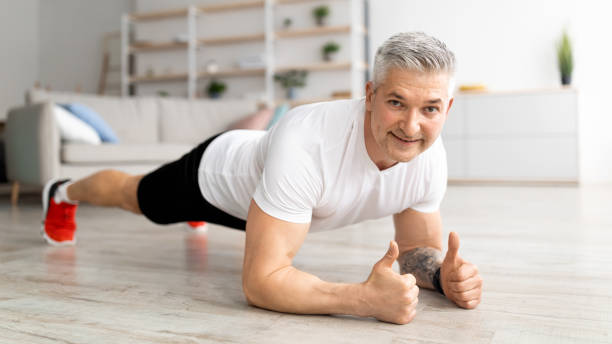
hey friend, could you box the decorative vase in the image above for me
[561,74,572,86]
[209,92,221,99]
[316,17,326,26]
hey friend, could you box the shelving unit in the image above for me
[121,0,368,105]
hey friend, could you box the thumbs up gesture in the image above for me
[440,232,483,309]
[362,241,420,324]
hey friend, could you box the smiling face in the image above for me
[364,68,454,170]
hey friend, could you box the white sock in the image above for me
[54,181,78,204]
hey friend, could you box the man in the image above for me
[41,32,482,324]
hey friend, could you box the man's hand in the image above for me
[362,240,420,324]
[440,232,482,309]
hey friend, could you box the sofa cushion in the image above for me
[227,107,273,130]
[159,98,258,144]
[62,143,193,164]
[53,105,102,145]
[60,103,120,143]
[28,89,159,144]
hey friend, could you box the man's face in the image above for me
[364,68,454,169]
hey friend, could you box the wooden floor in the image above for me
[1,185,611,343]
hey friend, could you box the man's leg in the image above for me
[42,170,145,246]
[65,169,143,214]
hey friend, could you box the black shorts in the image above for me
[137,132,247,231]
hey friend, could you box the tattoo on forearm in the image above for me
[398,247,442,289]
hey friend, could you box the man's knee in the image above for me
[121,174,144,214]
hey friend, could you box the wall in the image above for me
[37,0,134,95]
[368,0,612,183]
[572,1,612,183]
[0,0,39,120]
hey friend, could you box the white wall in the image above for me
[572,2,612,183]
[37,0,134,95]
[369,0,612,183]
[0,0,39,120]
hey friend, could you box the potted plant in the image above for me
[274,70,308,100]
[312,5,330,26]
[206,79,226,98]
[322,41,340,61]
[282,17,292,30]
[557,30,573,86]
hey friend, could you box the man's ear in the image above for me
[365,81,374,112]
[446,97,454,116]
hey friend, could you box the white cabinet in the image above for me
[442,89,579,182]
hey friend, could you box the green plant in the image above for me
[557,30,573,80]
[206,79,226,97]
[312,5,330,25]
[157,90,169,97]
[283,17,292,28]
[274,70,308,89]
[322,41,340,60]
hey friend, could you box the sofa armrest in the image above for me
[4,102,61,187]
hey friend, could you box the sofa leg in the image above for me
[10,181,20,206]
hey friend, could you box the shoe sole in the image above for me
[41,178,76,246]
[185,223,209,234]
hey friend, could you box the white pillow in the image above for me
[53,105,101,145]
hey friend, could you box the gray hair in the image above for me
[373,32,456,93]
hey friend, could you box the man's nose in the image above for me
[399,110,420,137]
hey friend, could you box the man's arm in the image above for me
[394,208,483,309]
[242,200,363,315]
[393,208,443,290]
[242,200,419,324]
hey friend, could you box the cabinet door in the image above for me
[442,137,466,179]
[466,137,578,180]
[443,97,465,138]
[463,92,577,137]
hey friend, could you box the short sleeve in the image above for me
[410,139,448,213]
[253,133,322,224]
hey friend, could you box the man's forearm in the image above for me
[244,265,369,317]
[398,247,442,290]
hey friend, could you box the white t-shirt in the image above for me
[198,98,447,232]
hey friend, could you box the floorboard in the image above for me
[1,185,611,343]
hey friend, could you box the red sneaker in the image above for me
[187,221,208,233]
[42,179,78,246]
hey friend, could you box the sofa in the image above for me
[4,88,259,204]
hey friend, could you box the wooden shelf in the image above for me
[199,0,264,13]
[198,68,265,78]
[129,0,264,22]
[129,8,188,22]
[199,33,265,45]
[130,68,265,84]
[130,73,188,84]
[275,96,352,107]
[130,42,187,53]
[130,33,265,53]
[276,25,350,38]
[276,61,366,73]
[277,0,342,4]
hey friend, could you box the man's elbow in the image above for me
[242,273,267,307]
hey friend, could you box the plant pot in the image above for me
[286,87,297,100]
[209,92,221,99]
[315,17,326,26]
[561,74,572,86]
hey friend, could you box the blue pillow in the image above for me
[266,102,290,130]
[60,103,119,143]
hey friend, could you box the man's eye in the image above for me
[388,100,402,107]
[424,106,439,113]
